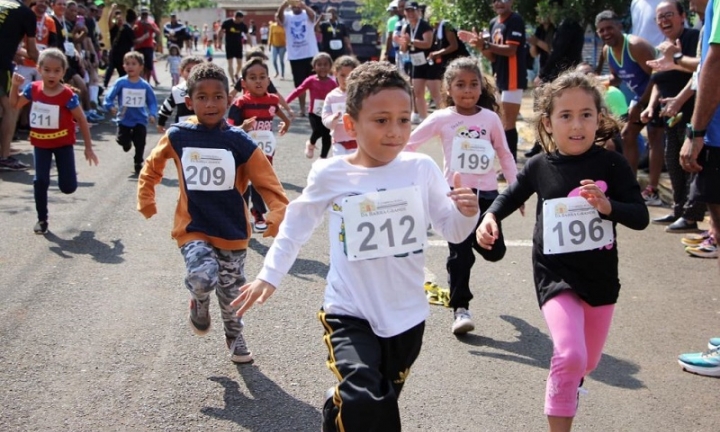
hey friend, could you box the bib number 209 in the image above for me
[185,165,226,187]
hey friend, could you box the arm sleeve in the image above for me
[146,83,158,117]
[405,113,439,151]
[157,94,176,126]
[256,163,333,287]
[424,160,480,243]
[103,81,120,110]
[321,94,334,129]
[21,83,32,101]
[65,92,80,110]
[492,114,517,184]
[486,161,537,220]
[137,133,174,218]
[285,77,312,104]
[23,10,36,38]
[226,100,243,126]
[244,149,289,238]
[604,155,650,230]
[504,16,524,46]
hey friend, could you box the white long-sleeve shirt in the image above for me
[321,88,352,143]
[257,152,479,337]
[405,107,518,191]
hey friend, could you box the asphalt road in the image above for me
[0,53,718,432]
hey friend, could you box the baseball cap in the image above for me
[386,0,398,11]
[140,6,149,14]
[405,2,420,10]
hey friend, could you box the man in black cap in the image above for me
[220,11,248,81]
[164,13,188,51]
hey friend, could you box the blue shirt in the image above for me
[103,76,158,127]
[701,0,720,147]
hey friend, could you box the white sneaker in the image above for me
[451,308,475,335]
[411,113,422,124]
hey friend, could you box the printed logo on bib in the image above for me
[331,102,345,115]
[63,42,76,57]
[181,147,236,191]
[542,196,614,255]
[123,88,146,108]
[342,186,426,261]
[451,129,494,174]
[250,130,277,155]
[329,39,343,50]
[312,99,324,116]
[30,102,60,130]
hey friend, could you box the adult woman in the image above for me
[268,20,286,79]
[396,2,441,123]
[641,0,705,232]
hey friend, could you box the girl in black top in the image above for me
[476,71,649,432]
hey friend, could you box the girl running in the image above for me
[166,44,182,86]
[475,70,649,432]
[321,55,359,156]
[285,52,336,159]
[9,48,99,235]
[406,57,517,335]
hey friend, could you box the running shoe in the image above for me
[304,140,315,158]
[708,337,720,350]
[0,156,29,171]
[652,214,676,225]
[641,186,663,207]
[188,297,211,335]
[681,231,710,247]
[665,217,700,233]
[226,333,253,363]
[253,219,268,233]
[678,347,720,377]
[685,237,718,258]
[452,308,475,335]
[33,220,48,235]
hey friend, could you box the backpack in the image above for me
[434,20,470,62]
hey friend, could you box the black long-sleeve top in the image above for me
[487,146,649,308]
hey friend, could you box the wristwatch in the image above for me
[673,52,684,64]
[686,124,706,139]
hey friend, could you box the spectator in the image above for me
[268,20,287,79]
[0,0,37,171]
[133,7,159,84]
[318,6,353,60]
[276,0,319,117]
[248,19,257,47]
[105,5,136,88]
[383,0,405,65]
[260,22,269,49]
[164,13,187,51]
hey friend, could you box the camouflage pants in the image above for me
[180,240,247,338]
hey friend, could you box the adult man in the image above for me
[383,0,404,65]
[0,0,38,171]
[319,6,353,60]
[596,11,665,206]
[17,0,56,87]
[276,0,318,117]
[164,13,187,51]
[461,0,527,161]
[133,7,158,82]
[677,0,720,376]
[105,5,136,88]
[220,11,248,82]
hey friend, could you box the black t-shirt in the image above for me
[652,28,700,120]
[403,19,433,59]
[487,146,649,308]
[0,0,36,70]
[538,19,584,83]
[319,20,349,54]
[111,23,135,62]
[489,12,527,91]
[533,24,555,69]
[222,18,248,45]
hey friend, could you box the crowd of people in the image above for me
[1,0,719,431]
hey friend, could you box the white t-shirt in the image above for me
[631,0,666,47]
[283,10,319,60]
[257,152,479,337]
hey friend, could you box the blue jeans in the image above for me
[271,46,286,77]
[34,145,77,222]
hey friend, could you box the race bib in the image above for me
[37,44,47,52]
[543,196,614,255]
[331,102,346,115]
[329,39,343,50]
[409,52,426,67]
[63,42,76,57]
[313,99,324,116]
[178,115,192,123]
[450,137,495,175]
[181,147,236,191]
[342,186,426,261]
[249,130,276,156]
[123,88,146,108]
[29,102,60,130]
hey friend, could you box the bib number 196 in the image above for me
[543,196,614,254]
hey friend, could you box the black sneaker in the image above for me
[188,297,211,335]
[226,334,253,363]
[524,143,542,158]
[134,162,143,175]
[117,139,132,152]
[0,156,30,171]
[666,217,700,233]
[652,214,677,225]
[33,220,48,235]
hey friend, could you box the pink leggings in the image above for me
[541,291,615,417]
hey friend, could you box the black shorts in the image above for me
[690,145,720,204]
[226,43,243,59]
[138,47,154,71]
[409,63,442,81]
[290,57,313,88]
[0,69,11,96]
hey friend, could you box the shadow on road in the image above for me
[281,181,305,194]
[201,367,321,431]
[44,230,125,264]
[249,238,329,281]
[459,315,644,390]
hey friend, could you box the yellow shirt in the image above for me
[268,22,286,47]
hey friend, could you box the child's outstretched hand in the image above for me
[231,279,276,316]
[447,172,479,217]
[11,72,25,88]
[241,116,257,132]
[579,179,612,215]
[278,121,289,136]
[476,213,499,250]
[84,147,99,165]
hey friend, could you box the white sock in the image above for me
[89,85,99,106]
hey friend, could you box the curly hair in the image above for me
[240,57,269,79]
[186,62,229,96]
[333,55,360,72]
[345,61,411,119]
[442,57,500,114]
[534,70,621,153]
[179,55,204,71]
